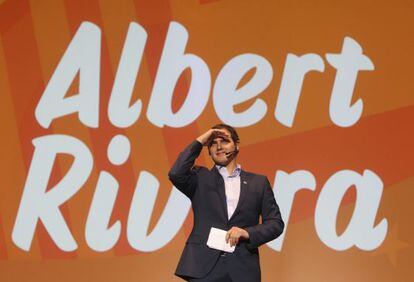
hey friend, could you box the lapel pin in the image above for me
[243,181,247,184]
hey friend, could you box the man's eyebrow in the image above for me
[210,137,228,144]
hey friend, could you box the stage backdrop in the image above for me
[0,0,413,281]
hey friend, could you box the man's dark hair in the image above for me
[210,123,240,144]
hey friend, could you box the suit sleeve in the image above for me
[168,140,203,199]
[245,177,284,250]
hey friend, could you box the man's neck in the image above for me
[224,160,237,175]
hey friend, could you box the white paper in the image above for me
[206,227,235,253]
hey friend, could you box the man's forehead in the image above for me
[219,128,231,135]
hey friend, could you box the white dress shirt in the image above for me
[216,164,241,219]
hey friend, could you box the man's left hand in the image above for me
[225,227,250,247]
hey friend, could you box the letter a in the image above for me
[35,22,101,128]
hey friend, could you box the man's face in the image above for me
[209,129,238,166]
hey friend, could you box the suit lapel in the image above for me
[229,170,249,221]
[212,166,229,220]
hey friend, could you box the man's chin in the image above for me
[213,159,230,166]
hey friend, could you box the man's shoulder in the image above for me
[241,169,268,181]
[191,165,209,174]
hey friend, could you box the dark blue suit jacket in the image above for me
[168,140,284,281]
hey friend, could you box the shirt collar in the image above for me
[216,164,241,178]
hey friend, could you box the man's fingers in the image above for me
[226,229,234,244]
[217,132,230,139]
[213,129,230,138]
[227,228,242,246]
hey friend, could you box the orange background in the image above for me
[0,0,413,281]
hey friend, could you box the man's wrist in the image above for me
[196,137,204,145]
[243,228,250,240]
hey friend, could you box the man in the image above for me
[168,124,284,281]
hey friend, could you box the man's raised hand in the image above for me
[196,129,229,146]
